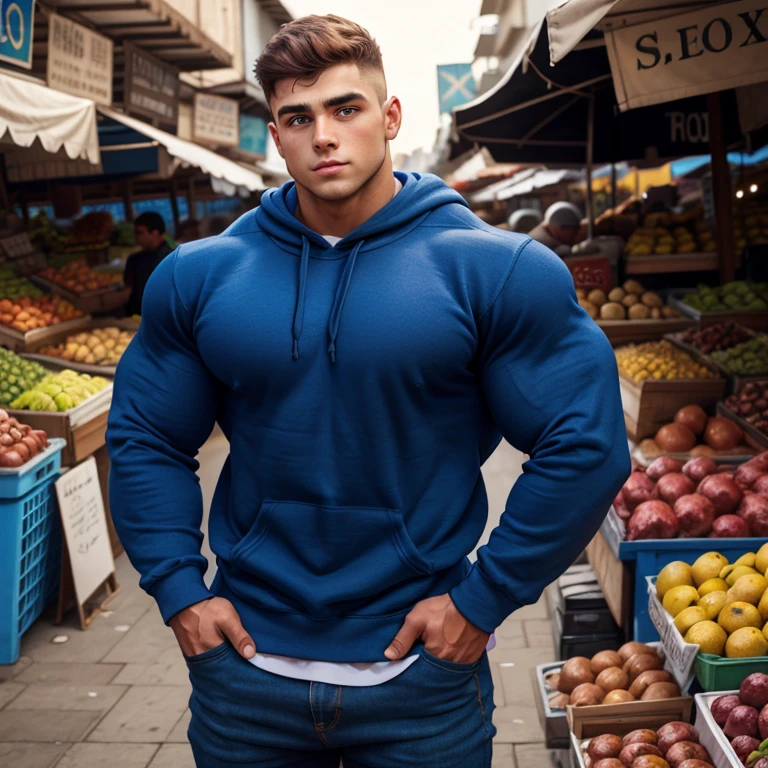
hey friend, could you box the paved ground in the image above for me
[0,431,570,767]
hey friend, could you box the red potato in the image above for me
[754,475,768,496]
[588,734,624,761]
[710,514,751,538]
[682,456,718,483]
[740,673,768,709]
[760,703,768,740]
[735,462,767,490]
[729,734,760,764]
[646,457,684,481]
[614,490,632,520]
[673,494,715,537]
[656,722,699,754]
[710,694,742,726]
[724,705,759,739]
[739,493,768,536]
[619,742,662,766]
[677,762,715,768]
[627,501,679,541]
[697,473,743,516]
[664,742,710,767]
[623,730,658,747]
[746,453,768,472]
[624,472,656,511]
[655,473,696,506]
[593,761,625,768]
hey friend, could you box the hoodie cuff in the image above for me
[449,563,523,635]
[150,565,215,625]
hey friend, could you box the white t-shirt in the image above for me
[248,176,496,686]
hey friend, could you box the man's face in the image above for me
[135,225,161,250]
[268,63,401,202]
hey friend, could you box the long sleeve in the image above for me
[450,238,631,634]
[106,249,219,624]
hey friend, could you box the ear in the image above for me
[383,96,402,142]
[268,122,285,159]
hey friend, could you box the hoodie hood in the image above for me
[253,172,467,362]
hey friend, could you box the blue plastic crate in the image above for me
[600,508,768,642]
[0,473,63,665]
[0,438,65,500]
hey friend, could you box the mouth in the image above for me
[313,161,347,176]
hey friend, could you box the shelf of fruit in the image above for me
[618,342,721,383]
[0,348,51,407]
[29,326,135,374]
[0,268,45,300]
[35,260,123,297]
[722,385,768,451]
[10,370,110,413]
[670,283,768,332]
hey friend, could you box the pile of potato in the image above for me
[578,280,682,322]
[39,326,134,366]
[0,408,49,468]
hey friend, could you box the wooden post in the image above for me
[187,176,196,221]
[122,179,134,222]
[169,178,180,237]
[708,91,736,285]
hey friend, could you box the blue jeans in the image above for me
[186,641,496,767]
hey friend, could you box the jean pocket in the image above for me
[230,499,431,619]
[420,646,483,673]
[184,641,230,666]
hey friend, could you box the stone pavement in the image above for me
[0,433,568,768]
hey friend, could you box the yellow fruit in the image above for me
[663,585,701,617]
[719,601,763,633]
[657,561,694,599]
[692,552,730,587]
[685,621,727,655]
[759,589,768,621]
[699,578,729,596]
[723,565,760,586]
[735,553,757,568]
[756,543,768,575]
[674,606,708,635]
[727,574,768,605]
[726,626,768,658]
[699,591,728,621]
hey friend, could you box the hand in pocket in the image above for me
[170,597,256,660]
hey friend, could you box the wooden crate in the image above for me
[620,373,726,442]
[597,317,695,346]
[668,294,768,331]
[585,530,631,635]
[716,401,768,452]
[30,276,130,315]
[0,315,92,353]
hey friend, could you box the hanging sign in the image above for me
[193,93,239,147]
[606,0,768,111]
[47,13,112,105]
[239,114,268,157]
[0,0,35,69]
[124,41,179,127]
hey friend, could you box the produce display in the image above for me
[11,370,109,412]
[0,408,49,468]
[725,382,768,439]
[709,674,768,766]
[638,405,749,460]
[712,338,768,377]
[624,206,717,256]
[682,282,768,314]
[38,327,134,366]
[37,259,122,294]
[65,211,113,252]
[615,449,768,540]
[545,643,680,709]
[578,280,682,322]
[657,545,768,657]
[578,722,712,767]
[0,349,50,406]
[112,220,136,247]
[0,295,83,333]
[735,211,768,251]
[681,323,754,355]
[0,268,44,300]
[616,341,718,382]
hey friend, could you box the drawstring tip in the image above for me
[292,339,299,360]
[328,341,336,364]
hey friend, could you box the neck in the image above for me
[294,154,395,238]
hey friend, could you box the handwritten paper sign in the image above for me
[56,457,114,606]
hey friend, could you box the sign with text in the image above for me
[238,114,268,157]
[193,93,239,147]
[124,41,179,127]
[606,0,768,111]
[55,457,115,607]
[0,0,34,69]
[47,13,112,105]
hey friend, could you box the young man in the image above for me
[123,211,173,316]
[107,15,630,768]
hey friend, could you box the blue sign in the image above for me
[0,0,35,70]
[437,64,477,115]
[239,114,268,157]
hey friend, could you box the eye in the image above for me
[288,115,310,126]
[338,107,358,117]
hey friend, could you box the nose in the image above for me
[312,116,339,152]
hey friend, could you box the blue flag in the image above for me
[437,64,476,115]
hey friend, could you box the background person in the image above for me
[124,212,173,317]
[528,201,583,257]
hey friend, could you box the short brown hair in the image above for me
[255,15,385,106]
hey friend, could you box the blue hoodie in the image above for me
[106,172,630,662]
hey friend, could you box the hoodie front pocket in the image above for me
[230,500,431,619]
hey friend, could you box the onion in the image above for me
[629,669,673,698]
[646,456,684,481]
[738,492,768,536]
[595,667,629,693]
[602,689,635,704]
[591,650,624,675]
[641,681,681,700]
[558,656,594,693]
[587,734,623,761]
[710,514,751,537]
[623,471,656,511]
[618,642,654,662]
[627,500,679,541]
[682,456,718,483]
[624,653,663,681]
[697,473,743,516]
[674,494,715,537]
[736,463,766,490]
[690,444,718,457]
[674,405,708,435]
[655,423,697,453]
[704,417,744,450]
[655,473,695,505]
[570,682,605,706]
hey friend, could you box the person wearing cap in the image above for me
[528,202,583,257]
[508,208,542,234]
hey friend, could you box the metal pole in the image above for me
[586,96,595,241]
[708,91,736,284]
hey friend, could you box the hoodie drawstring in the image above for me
[291,238,364,364]
[292,236,310,360]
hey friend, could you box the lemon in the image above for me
[726,626,768,658]
[692,552,729,587]
[759,589,768,621]
[663,585,701,617]
[719,601,763,633]
[727,574,768,606]
[699,578,729,596]
[699,591,728,621]
[674,606,708,635]
[685,620,727,655]
[735,552,757,568]
[756,543,768,575]
[657,561,694,599]
[723,565,760,586]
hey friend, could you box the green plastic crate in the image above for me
[694,652,768,691]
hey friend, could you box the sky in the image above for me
[282,0,483,159]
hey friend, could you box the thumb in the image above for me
[215,605,256,659]
[384,614,423,660]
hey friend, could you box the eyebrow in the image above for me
[276,92,369,119]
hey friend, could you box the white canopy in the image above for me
[0,72,100,165]
[98,107,265,196]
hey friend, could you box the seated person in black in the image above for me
[124,212,173,317]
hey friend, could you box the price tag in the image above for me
[566,255,614,292]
